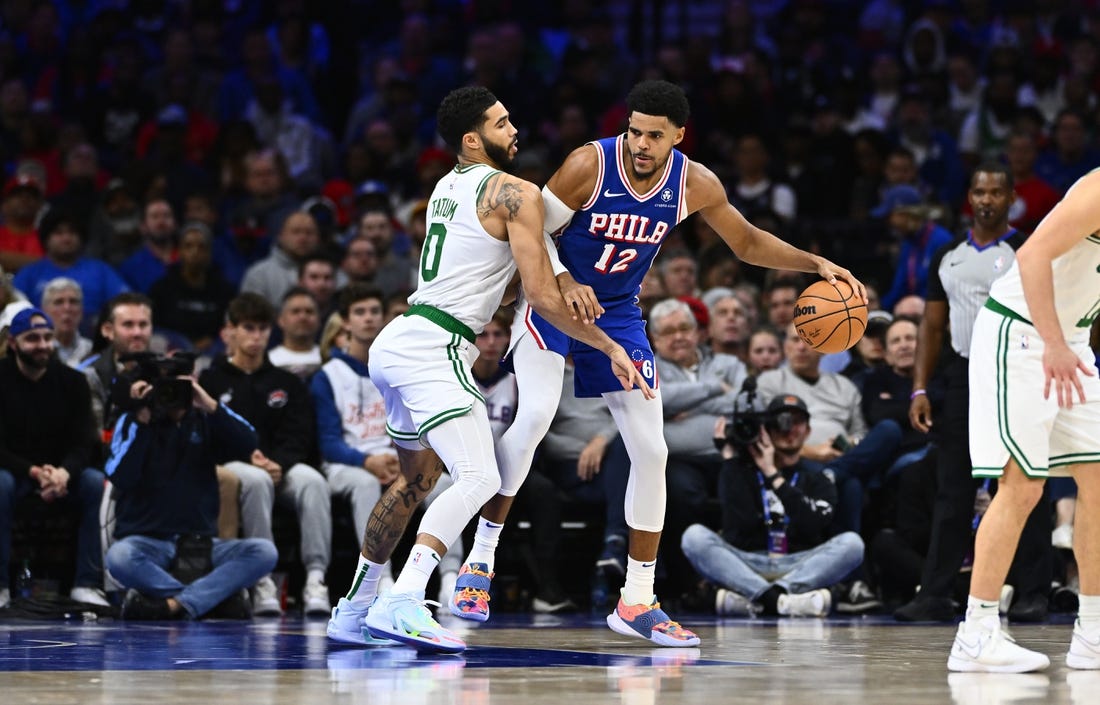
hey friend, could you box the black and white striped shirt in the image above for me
[926,230,1028,358]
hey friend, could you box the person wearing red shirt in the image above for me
[0,174,45,272]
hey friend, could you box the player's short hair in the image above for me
[971,160,1015,191]
[626,80,690,127]
[437,86,499,151]
[337,283,385,320]
[226,292,275,326]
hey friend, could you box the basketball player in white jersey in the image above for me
[450,80,866,647]
[948,169,1100,672]
[327,86,649,654]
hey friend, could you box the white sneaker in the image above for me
[365,592,466,653]
[1067,619,1100,669]
[70,587,110,607]
[947,620,1050,672]
[303,576,331,617]
[252,576,283,616]
[777,588,831,617]
[0,588,9,609]
[1053,524,1075,550]
[437,571,458,614]
[326,597,397,646]
[715,588,756,616]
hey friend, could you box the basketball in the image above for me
[793,279,867,354]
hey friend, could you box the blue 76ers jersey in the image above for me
[556,135,688,307]
[518,135,688,397]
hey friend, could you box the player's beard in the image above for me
[483,136,515,173]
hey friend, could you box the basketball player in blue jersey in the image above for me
[450,80,866,647]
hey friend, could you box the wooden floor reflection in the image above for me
[0,613,1094,704]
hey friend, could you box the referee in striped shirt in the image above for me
[895,161,1052,622]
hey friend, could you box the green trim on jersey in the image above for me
[474,168,501,205]
[985,297,1032,326]
[1050,452,1100,467]
[453,164,487,174]
[973,467,1006,478]
[406,304,476,343]
[386,424,420,441]
[994,316,1046,477]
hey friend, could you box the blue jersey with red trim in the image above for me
[556,135,688,308]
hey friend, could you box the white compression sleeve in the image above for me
[541,186,575,277]
[604,388,669,533]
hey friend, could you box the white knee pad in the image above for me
[605,388,668,533]
[497,334,565,496]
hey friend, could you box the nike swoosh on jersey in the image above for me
[603,189,626,197]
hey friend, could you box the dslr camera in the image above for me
[717,377,774,457]
[112,352,198,419]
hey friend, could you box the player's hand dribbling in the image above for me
[909,394,933,433]
[1043,341,1093,408]
[814,258,868,304]
[608,347,654,399]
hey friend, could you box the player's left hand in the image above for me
[608,347,654,399]
[815,258,868,304]
[558,274,604,324]
[1043,341,1093,408]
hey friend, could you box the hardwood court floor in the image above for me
[0,612,1092,704]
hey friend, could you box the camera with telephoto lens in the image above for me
[112,351,198,419]
[716,377,774,456]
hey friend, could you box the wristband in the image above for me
[910,389,927,400]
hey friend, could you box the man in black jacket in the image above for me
[680,395,864,617]
[104,371,277,619]
[0,307,107,608]
[199,293,331,616]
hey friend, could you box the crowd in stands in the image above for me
[2,0,1100,619]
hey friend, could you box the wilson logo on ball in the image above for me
[793,304,817,317]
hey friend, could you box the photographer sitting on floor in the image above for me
[681,394,864,617]
[104,353,277,619]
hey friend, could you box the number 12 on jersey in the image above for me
[594,243,638,274]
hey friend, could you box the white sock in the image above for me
[964,594,1000,629]
[466,517,504,571]
[622,556,656,606]
[1079,594,1100,630]
[391,544,441,598]
[346,554,387,607]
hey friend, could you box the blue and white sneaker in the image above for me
[327,597,397,646]
[606,592,700,648]
[365,592,466,654]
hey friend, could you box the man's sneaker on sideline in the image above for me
[606,593,701,647]
[366,592,466,654]
[836,580,882,614]
[777,588,831,617]
[596,535,627,577]
[252,576,282,616]
[326,597,397,646]
[1068,619,1100,670]
[532,587,577,614]
[70,586,110,607]
[450,562,492,622]
[715,588,757,616]
[303,575,331,617]
[947,620,1050,673]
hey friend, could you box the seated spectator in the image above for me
[223,149,300,273]
[0,308,107,608]
[1002,131,1059,233]
[821,309,891,378]
[728,133,797,223]
[40,278,92,366]
[148,222,234,352]
[199,293,332,617]
[318,311,347,362]
[1034,109,1100,195]
[658,250,699,298]
[268,287,323,381]
[746,327,783,377]
[873,186,953,311]
[105,368,278,619]
[705,290,751,362]
[11,209,129,321]
[116,199,179,294]
[762,277,802,332]
[297,254,339,321]
[859,317,929,470]
[650,298,748,594]
[680,396,864,617]
[0,174,45,273]
[241,211,321,306]
[338,235,380,288]
[892,294,925,320]
[85,179,143,267]
[354,207,412,298]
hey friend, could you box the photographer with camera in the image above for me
[104,357,277,620]
[680,394,864,617]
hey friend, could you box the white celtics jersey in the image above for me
[408,163,517,333]
[989,232,1100,336]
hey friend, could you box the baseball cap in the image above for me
[866,309,894,337]
[3,173,44,198]
[8,307,54,337]
[766,394,809,416]
[355,180,389,200]
[870,185,923,218]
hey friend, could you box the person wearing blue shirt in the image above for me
[116,199,178,293]
[874,185,954,311]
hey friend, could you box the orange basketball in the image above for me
[793,279,867,354]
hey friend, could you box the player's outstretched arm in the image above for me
[689,161,867,302]
[480,172,651,397]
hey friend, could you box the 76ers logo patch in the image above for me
[267,390,289,408]
[631,348,656,383]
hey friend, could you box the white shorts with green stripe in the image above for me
[368,312,485,449]
[968,304,1100,479]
